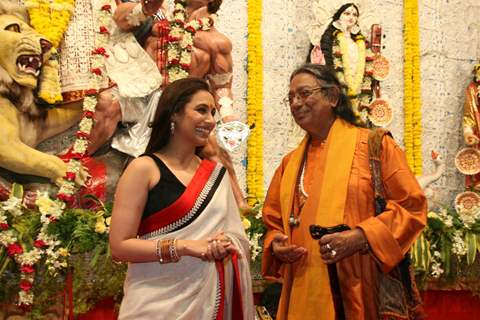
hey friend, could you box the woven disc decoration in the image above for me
[455,147,480,175]
[371,54,390,81]
[455,191,480,211]
[368,98,393,127]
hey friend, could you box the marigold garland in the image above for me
[25,0,75,48]
[246,0,263,206]
[403,0,422,175]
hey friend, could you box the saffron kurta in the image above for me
[262,119,427,320]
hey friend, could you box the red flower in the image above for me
[99,26,109,34]
[185,26,196,34]
[75,131,90,139]
[169,58,179,65]
[83,110,95,118]
[20,265,35,273]
[101,4,111,12]
[48,216,58,222]
[20,280,33,292]
[91,68,102,76]
[180,63,191,70]
[85,88,98,96]
[33,239,47,248]
[18,303,32,311]
[65,171,76,181]
[92,47,109,58]
[7,243,23,256]
[57,193,74,204]
[0,223,9,230]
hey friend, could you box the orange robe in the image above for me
[262,120,427,320]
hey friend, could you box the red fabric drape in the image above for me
[421,290,480,320]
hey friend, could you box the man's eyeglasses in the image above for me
[284,87,328,106]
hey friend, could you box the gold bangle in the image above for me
[155,238,163,263]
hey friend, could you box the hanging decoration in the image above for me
[25,0,75,48]
[246,0,264,206]
[403,0,422,175]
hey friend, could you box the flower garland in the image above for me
[0,2,112,309]
[332,31,374,117]
[57,3,112,203]
[403,0,422,175]
[336,32,366,97]
[25,0,75,48]
[246,0,263,206]
[166,0,215,84]
[0,185,68,309]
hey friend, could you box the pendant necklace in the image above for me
[289,155,308,228]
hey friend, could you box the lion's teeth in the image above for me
[34,70,40,76]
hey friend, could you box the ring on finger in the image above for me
[326,244,332,250]
[330,249,337,257]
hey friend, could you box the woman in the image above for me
[109,78,254,319]
[262,64,426,319]
[309,3,376,117]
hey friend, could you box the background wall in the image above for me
[218,0,480,206]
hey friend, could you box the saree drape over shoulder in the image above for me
[262,119,427,320]
[119,160,255,320]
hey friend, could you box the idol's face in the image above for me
[338,5,359,29]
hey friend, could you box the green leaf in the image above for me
[465,231,477,265]
[10,183,23,199]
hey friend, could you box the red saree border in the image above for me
[138,159,216,236]
[214,253,245,320]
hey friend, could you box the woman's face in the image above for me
[172,90,216,147]
[288,73,336,135]
[339,5,359,29]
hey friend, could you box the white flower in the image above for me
[0,230,17,246]
[15,248,43,265]
[79,117,94,133]
[2,196,23,216]
[83,96,97,112]
[73,138,88,154]
[18,291,34,305]
[451,231,467,256]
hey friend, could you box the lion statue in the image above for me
[0,2,87,186]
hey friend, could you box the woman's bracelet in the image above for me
[155,238,180,264]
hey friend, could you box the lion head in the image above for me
[0,2,56,115]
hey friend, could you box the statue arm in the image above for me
[113,0,164,31]
[207,38,236,121]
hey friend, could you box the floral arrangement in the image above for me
[241,203,266,264]
[412,205,480,292]
[0,185,125,316]
[165,0,215,83]
[56,2,112,203]
[403,0,422,175]
[25,0,75,48]
[246,0,264,206]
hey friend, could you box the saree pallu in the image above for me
[118,161,254,320]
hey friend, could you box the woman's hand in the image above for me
[319,228,368,264]
[271,233,307,264]
[177,232,237,261]
[205,231,238,260]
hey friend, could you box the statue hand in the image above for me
[310,45,326,65]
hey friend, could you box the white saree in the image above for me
[118,161,255,320]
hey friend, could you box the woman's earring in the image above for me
[170,122,175,135]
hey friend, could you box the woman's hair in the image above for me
[290,63,359,125]
[309,3,361,65]
[145,77,212,153]
[207,0,222,14]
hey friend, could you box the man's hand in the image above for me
[271,233,307,264]
[319,229,368,264]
